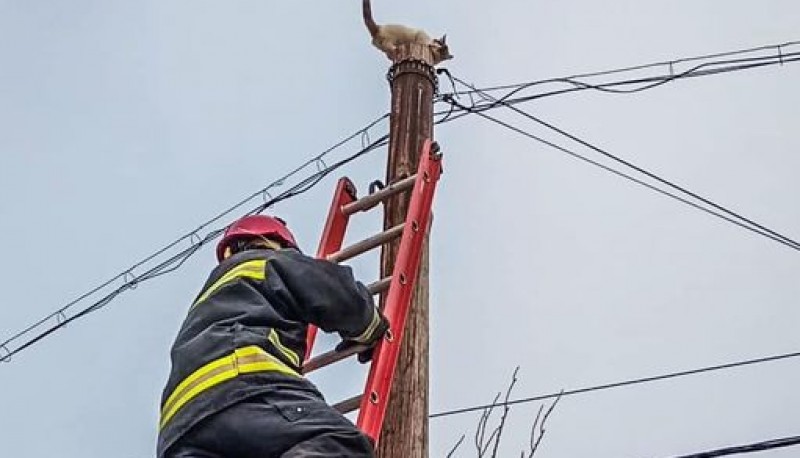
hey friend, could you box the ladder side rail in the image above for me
[305,178,357,360]
[357,140,443,443]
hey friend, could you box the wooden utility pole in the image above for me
[378,43,438,458]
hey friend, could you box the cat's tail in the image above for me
[362,0,380,37]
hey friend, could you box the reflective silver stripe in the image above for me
[352,306,382,343]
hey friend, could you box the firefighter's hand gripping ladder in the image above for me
[301,139,443,446]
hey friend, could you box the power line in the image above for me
[666,434,800,457]
[453,75,800,250]
[1,134,389,362]
[441,79,800,253]
[429,348,800,418]
[486,52,800,111]
[442,97,800,253]
[436,49,800,124]
[0,119,390,363]
[442,39,800,98]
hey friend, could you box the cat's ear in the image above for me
[439,34,447,44]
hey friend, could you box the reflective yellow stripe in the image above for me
[267,328,300,367]
[160,366,238,429]
[353,306,381,343]
[159,345,299,430]
[160,356,238,429]
[161,356,234,416]
[192,260,267,308]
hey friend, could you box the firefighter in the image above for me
[157,214,388,458]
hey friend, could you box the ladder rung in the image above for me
[303,343,370,374]
[334,394,363,414]
[367,276,392,295]
[326,224,404,264]
[341,174,418,216]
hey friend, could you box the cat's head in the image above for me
[431,34,454,63]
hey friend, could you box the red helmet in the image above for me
[216,214,299,261]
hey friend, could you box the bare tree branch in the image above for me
[527,390,564,458]
[446,434,466,458]
[489,366,520,457]
[458,368,565,458]
[483,428,501,456]
[475,392,501,457]
[525,404,545,457]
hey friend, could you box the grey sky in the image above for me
[1,1,799,457]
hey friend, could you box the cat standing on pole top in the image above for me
[362,0,453,64]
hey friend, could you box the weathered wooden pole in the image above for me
[377,43,438,458]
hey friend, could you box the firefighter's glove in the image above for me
[335,311,389,364]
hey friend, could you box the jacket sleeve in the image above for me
[267,249,381,341]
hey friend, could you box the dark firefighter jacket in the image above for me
[156,248,382,457]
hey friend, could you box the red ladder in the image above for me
[301,139,443,446]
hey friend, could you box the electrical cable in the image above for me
[437,51,800,124]
[442,97,800,253]
[452,75,800,250]
[430,348,800,418]
[666,434,800,457]
[443,39,800,98]
[0,127,389,363]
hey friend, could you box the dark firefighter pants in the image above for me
[164,390,375,458]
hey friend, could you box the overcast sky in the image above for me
[1,1,799,457]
